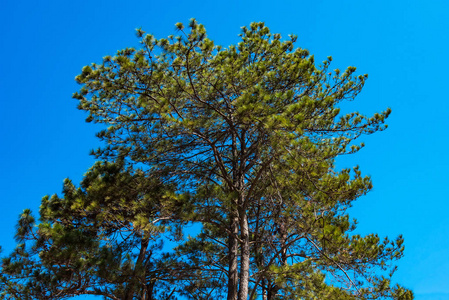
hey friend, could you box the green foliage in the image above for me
[1,162,188,299]
[1,20,412,299]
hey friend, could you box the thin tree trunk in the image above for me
[262,279,267,300]
[146,280,155,300]
[228,121,241,300]
[227,212,239,300]
[124,234,149,300]
[238,211,250,300]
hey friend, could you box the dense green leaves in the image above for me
[1,20,412,299]
[1,162,188,299]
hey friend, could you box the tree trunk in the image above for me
[146,280,155,300]
[124,234,149,300]
[227,212,239,300]
[238,211,250,300]
[262,279,267,300]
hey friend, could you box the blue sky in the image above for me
[1,1,448,298]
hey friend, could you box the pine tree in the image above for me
[1,20,413,299]
[1,161,191,299]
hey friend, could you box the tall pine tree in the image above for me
[1,20,413,299]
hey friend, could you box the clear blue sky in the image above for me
[1,1,448,299]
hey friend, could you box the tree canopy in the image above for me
[1,20,413,300]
